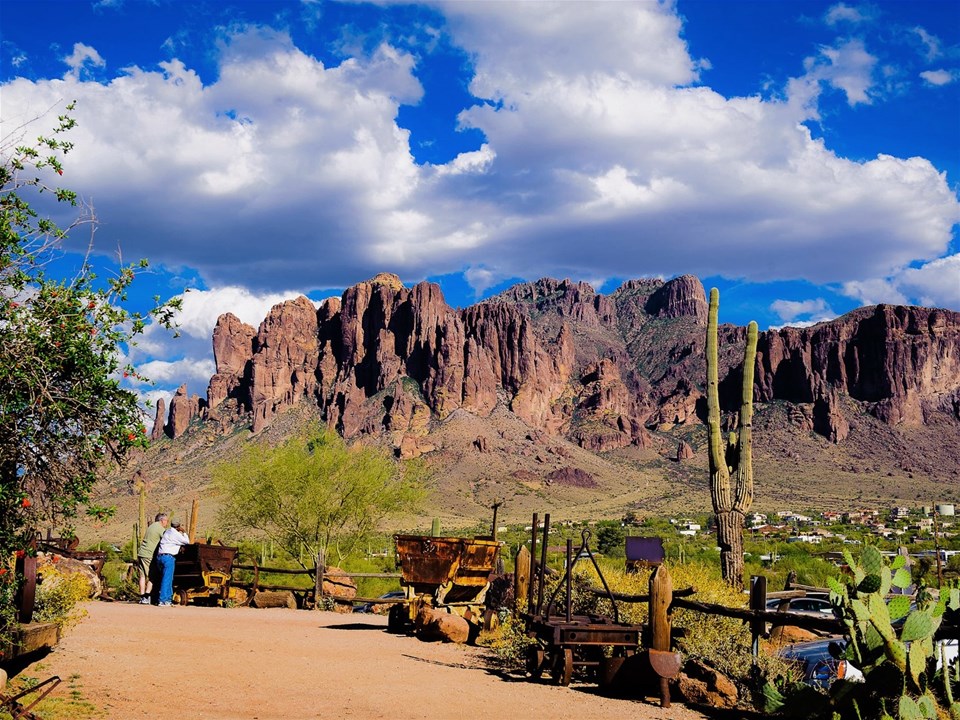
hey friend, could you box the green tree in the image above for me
[1,103,179,648]
[214,426,426,564]
[595,522,626,557]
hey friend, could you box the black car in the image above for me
[352,591,406,613]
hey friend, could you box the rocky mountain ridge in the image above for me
[156,273,960,460]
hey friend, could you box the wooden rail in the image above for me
[231,555,401,606]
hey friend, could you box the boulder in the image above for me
[676,440,695,461]
[674,659,738,709]
[37,554,102,599]
[768,624,820,644]
[414,606,470,644]
[321,566,357,600]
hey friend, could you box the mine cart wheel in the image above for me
[176,590,189,606]
[526,646,546,679]
[387,604,408,633]
[550,648,574,687]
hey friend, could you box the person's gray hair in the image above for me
[155,512,168,523]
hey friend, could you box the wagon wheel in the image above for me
[15,554,37,624]
[550,647,574,687]
[526,645,546,679]
[176,589,189,606]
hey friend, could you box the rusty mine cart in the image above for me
[389,534,502,636]
[172,543,244,606]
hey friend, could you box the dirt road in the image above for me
[18,602,712,720]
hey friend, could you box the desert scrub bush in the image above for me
[33,565,89,632]
[574,559,799,701]
[477,613,534,670]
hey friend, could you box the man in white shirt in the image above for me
[156,519,192,606]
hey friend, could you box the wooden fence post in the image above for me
[649,564,673,708]
[749,575,767,657]
[188,498,199,543]
[514,545,531,615]
[314,552,323,610]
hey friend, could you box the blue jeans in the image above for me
[157,553,177,604]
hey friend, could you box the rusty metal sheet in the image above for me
[395,536,463,585]
[648,649,682,679]
[394,535,502,588]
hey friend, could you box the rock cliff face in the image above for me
[754,305,960,433]
[154,273,960,456]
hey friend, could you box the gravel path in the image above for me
[19,601,713,720]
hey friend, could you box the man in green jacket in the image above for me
[137,513,169,604]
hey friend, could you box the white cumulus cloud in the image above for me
[770,298,837,327]
[63,42,106,79]
[920,69,957,86]
[0,2,956,329]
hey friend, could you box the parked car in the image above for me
[780,636,957,688]
[778,637,863,688]
[766,596,834,617]
[353,591,405,614]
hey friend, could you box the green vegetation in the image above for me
[764,546,960,719]
[214,426,426,565]
[1,671,101,720]
[1,102,178,655]
[32,565,89,632]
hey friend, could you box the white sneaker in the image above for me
[139,596,150,605]
[158,602,172,607]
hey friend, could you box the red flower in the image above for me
[87,301,96,309]
[56,169,63,176]
[9,302,17,309]
[0,568,7,576]
[21,498,31,508]
[127,433,136,441]
[15,550,25,559]
[51,555,59,564]
[123,371,129,378]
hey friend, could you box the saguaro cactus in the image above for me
[706,288,758,590]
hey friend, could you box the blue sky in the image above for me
[2,0,958,412]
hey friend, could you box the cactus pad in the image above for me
[901,611,934,643]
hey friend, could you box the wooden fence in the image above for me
[231,553,402,607]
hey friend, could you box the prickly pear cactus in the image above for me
[823,547,959,719]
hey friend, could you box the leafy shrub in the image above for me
[33,565,89,632]
[477,614,535,670]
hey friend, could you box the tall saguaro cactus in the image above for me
[706,288,758,590]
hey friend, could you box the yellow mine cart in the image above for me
[390,534,502,633]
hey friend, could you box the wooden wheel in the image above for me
[526,646,546,679]
[176,589,189,606]
[551,647,574,686]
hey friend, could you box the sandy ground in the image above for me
[17,601,713,720]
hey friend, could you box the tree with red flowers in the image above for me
[1,103,179,640]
